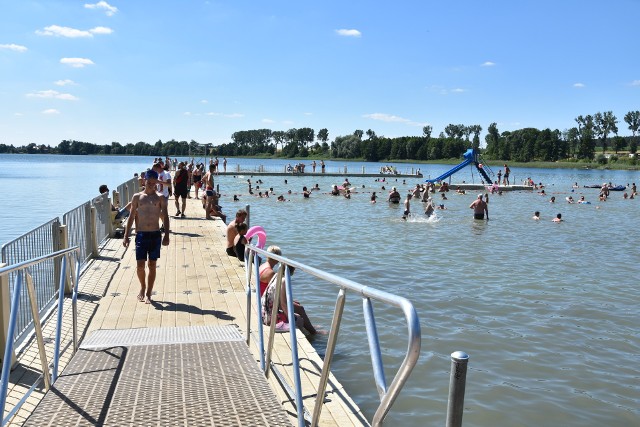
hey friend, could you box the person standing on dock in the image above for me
[503,164,510,186]
[123,169,170,304]
[321,160,325,173]
[173,162,189,217]
[469,194,489,220]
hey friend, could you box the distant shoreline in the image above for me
[2,152,637,171]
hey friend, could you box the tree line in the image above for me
[1,110,638,163]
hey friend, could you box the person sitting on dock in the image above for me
[123,169,170,304]
[233,223,249,262]
[226,209,248,257]
[258,246,281,297]
[261,266,320,336]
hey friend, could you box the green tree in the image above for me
[624,111,639,152]
[594,111,618,154]
[575,115,595,160]
[317,128,329,145]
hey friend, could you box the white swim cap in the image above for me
[478,194,483,198]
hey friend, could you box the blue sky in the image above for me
[1,0,638,147]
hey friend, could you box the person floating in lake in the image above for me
[566,196,575,204]
[302,186,310,198]
[370,192,377,203]
[331,185,340,196]
[123,169,170,304]
[550,196,556,203]
[469,193,489,220]
[553,213,563,223]
[533,211,540,220]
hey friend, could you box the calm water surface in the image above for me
[1,154,638,426]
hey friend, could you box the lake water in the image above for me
[1,154,639,426]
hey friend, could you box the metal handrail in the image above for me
[0,246,81,426]
[244,244,421,427]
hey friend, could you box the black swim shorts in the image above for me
[174,186,188,198]
[135,231,162,261]
[474,213,485,220]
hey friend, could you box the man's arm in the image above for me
[123,194,139,247]
[161,197,170,245]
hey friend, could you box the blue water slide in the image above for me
[426,149,475,183]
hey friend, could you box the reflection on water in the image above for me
[2,155,639,426]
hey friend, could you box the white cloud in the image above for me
[27,90,78,100]
[183,112,192,116]
[573,83,585,88]
[42,109,60,115]
[481,61,495,67]
[303,112,312,116]
[84,1,118,16]
[200,99,208,104]
[205,112,220,116]
[60,57,95,68]
[14,113,24,117]
[336,29,361,37]
[363,113,410,123]
[223,113,244,118]
[262,118,275,124]
[90,26,113,35]
[54,79,76,86]
[451,88,465,93]
[363,113,426,127]
[631,80,640,86]
[0,43,28,52]
[36,25,113,38]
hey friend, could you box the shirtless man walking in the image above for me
[226,209,248,257]
[469,193,489,220]
[123,169,170,304]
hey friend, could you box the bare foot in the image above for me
[145,295,152,304]
[137,292,145,302]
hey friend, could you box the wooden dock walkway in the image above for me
[3,197,368,426]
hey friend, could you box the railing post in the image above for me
[89,206,99,258]
[0,264,17,369]
[244,204,250,228]
[59,225,73,295]
[446,351,469,427]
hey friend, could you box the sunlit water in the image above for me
[1,154,638,426]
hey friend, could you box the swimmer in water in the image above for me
[553,213,563,223]
[533,211,540,220]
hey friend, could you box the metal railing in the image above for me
[63,202,92,265]
[1,177,137,352]
[0,219,61,348]
[91,193,111,245]
[116,177,139,208]
[244,245,421,427]
[0,246,81,426]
